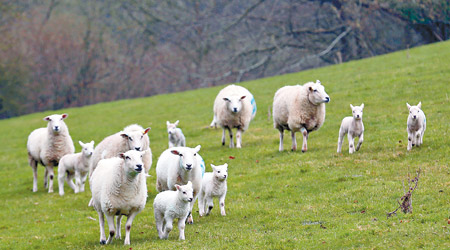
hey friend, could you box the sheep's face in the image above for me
[176,181,194,202]
[223,96,246,114]
[350,104,364,120]
[308,80,330,105]
[407,102,422,120]
[121,128,150,152]
[166,120,179,135]
[120,150,144,174]
[211,163,228,181]
[79,140,95,157]
[44,113,68,133]
[171,145,201,171]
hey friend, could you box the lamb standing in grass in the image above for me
[212,84,257,148]
[27,113,75,193]
[156,145,202,224]
[273,80,330,152]
[407,102,426,151]
[58,140,95,196]
[198,163,228,217]
[337,104,365,154]
[90,124,151,176]
[153,181,194,240]
[90,150,147,245]
[167,120,186,148]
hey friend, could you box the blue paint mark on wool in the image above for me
[250,96,257,116]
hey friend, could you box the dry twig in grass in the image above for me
[387,168,421,218]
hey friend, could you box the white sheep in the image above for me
[272,80,330,152]
[90,124,152,177]
[90,150,147,245]
[407,102,426,151]
[337,104,365,154]
[198,163,228,217]
[58,140,94,196]
[212,84,257,148]
[155,145,202,224]
[153,181,194,240]
[27,113,75,193]
[167,120,186,148]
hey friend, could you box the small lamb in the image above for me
[58,140,95,196]
[406,102,426,151]
[153,181,194,240]
[337,104,365,154]
[198,163,228,217]
[90,150,147,245]
[167,120,186,148]
[27,113,75,193]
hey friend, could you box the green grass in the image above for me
[0,41,449,249]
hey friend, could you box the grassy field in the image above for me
[0,41,449,249]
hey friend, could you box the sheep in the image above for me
[90,124,152,177]
[337,104,365,154]
[89,150,147,245]
[167,120,186,148]
[27,113,75,193]
[212,84,257,148]
[407,102,426,151]
[153,181,194,240]
[272,80,330,152]
[198,163,228,217]
[155,145,202,224]
[58,140,94,196]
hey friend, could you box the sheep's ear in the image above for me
[143,127,151,135]
[175,120,179,126]
[175,184,181,191]
[223,97,230,102]
[360,103,364,109]
[120,133,129,139]
[223,163,228,168]
[194,145,201,153]
[90,140,95,145]
[240,96,246,100]
[79,141,85,147]
[406,103,411,110]
[417,102,422,109]
[119,153,126,159]
[316,80,321,85]
[350,104,354,109]
[309,86,313,92]
[166,121,170,126]
[44,116,51,121]
[170,150,180,156]
[61,113,68,119]
[187,181,192,187]
[210,164,216,170]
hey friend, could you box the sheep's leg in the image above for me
[236,129,242,148]
[58,170,65,196]
[74,171,81,193]
[356,133,364,151]
[206,196,214,215]
[407,131,413,151]
[155,212,164,239]
[98,211,107,245]
[46,166,55,193]
[105,214,115,244]
[278,129,284,152]
[162,216,173,239]
[221,128,226,146]
[79,172,88,192]
[337,129,345,153]
[44,167,48,189]
[178,217,186,240]
[301,128,308,153]
[124,212,137,245]
[228,127,234,148]
[219,194,226,216]
[30,159,38,192]
[415,129,422,146]
[66,172,76,192]
[115,215,122,240]
[348,133,355,154]
[291,131,297,151]
[198,191,205,216]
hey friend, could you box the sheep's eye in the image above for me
[218,171,221,173]
[183,191,186,194]
[194,153,197,156]
[179,153,183,157]
[129,137,133,141]
[314,89,318,92]
[125,156,130,160]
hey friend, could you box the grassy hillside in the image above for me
[0,41,449,249]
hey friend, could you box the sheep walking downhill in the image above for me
[337,104,365,154]
[406,102,426,151]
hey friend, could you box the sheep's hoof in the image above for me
[100,240,106,245]
[301,149,306,153]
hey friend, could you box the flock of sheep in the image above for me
[26,80,426,245]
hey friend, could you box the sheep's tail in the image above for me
[88,198,94,207]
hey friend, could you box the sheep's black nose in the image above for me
[135,147,141,151]
[186,164,192,170]
[54,126,59,131]
[224,175,227,178]
[135,164,143,172]
[325,97,330,102]
[413,115,417,119]
[188,198,193,202]
[233,108,238,112]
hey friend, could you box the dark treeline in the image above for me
[0,0,449,119]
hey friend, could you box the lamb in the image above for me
[90,124,152,177]
[272,80,330,152]
[167,120,186,148]
[27,113,75,193]
[90,150,148,245]
[212,84,257,148]
[337,104,365,154]
[406,102,426,151]
[58,140,94,196]
[155,145,202,224]
[153,181,194,240]
[198,163,228,217]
